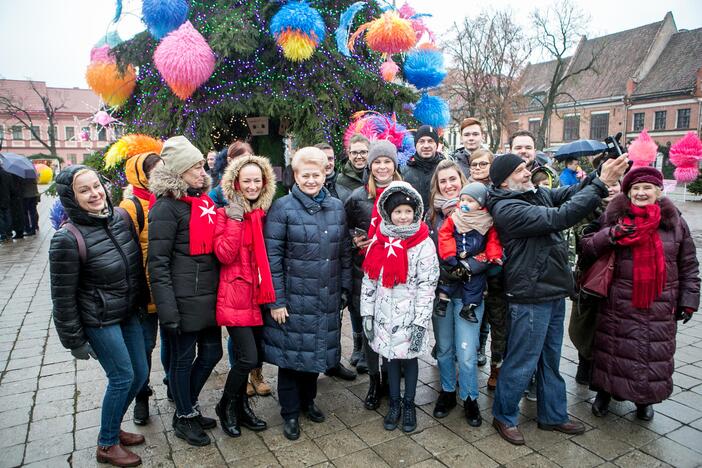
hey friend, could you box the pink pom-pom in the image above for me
[154,21,216,100]
[380,59,399,82]
[669,131,702,168]
[628,129,658,168]
[90,45,114,63]
[674,166,700,183]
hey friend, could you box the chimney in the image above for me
[625,78,636,98]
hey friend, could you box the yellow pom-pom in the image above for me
[104,139,130,169]
[365,11,416,54]
[278,30,318,62]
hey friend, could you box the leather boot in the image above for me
[402,398,417,433]
[364,373,381,410]
[238,392,267,431]
[173,414,211,446]
[325,363,357,381]
[636,404,654,421]
[118,430,145,446]
[464,398,482,427]
[592,391,611,417]
[433,390,457,418]
[350,332,364,366]
[250,367,272,396]
[96,444,141,467]
[246,381,255,397]
[133,394,149,426]
[384,398,402,431]
[575,356,591,385]
[487,364,500,391]
[215,394,241,438]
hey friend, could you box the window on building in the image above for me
[590,113,609,140]
[65,126,75,141]
[11,126,23,140]
[0,125,4,140]
[113,126,124,139]
[654,111,666,130]
[528,120,541,137]
[68,154,77,165]
[30,125,41,140]
[676,109,691,129]
[83,153,91,162]
[563,115,580,141]
[633,113,645,132]
[81,127,91,140]
[97,127,107,141]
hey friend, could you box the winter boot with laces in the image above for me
[433,390,457,418]
[239,392,267,431]
[173,414,211,446]
[384,398,402,431]
[402,399,417,433]
[216,394,241,437]
[250,367,272,396]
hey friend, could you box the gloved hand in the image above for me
[340,289,350,311]
[71,342,97,360]
[409,325,425,354]
[675,307,695,324]
[609,223,636,242]
[363,316,374,342]
[225,198,245,221]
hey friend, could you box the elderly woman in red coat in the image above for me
[581,167,699,421]
[213,155,277,437]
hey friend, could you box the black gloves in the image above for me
[71,342,97,360]
[340,289,350,311]
[675,307,694,324]
[609,223,636,242]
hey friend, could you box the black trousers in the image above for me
[223,326,259,398]
[277,367,319,419]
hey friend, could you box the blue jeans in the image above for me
[493,299,568,427]
[433,299,484,401]
[85,315,148,446]
[168,326,223,417]
[136,313,158,398]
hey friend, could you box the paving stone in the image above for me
[298,414,347,439]
[74,407,101,430]
[37,372,74,389]
[663,426,702,454]
[332,447,390,468]
[599,418,660,447]
[612,450,673,468]
[74,424,100,450]
[0,378,37,397]
[215,430,269,463]
[314,428,366,460]
[410,425,465,456]
[517,420,571,451]
[621,410,683,435]
[0,391,34,410]
[350,416,402,447]
[0,444,25,468]
[539,439,603,468]
[574,428,634,461]
[0,407,31,430]
[261,425,311,452]
[6,355,43,370]
[171,444,227,467]
[406,460,446,468]
[28,414,74,441]
[273,438,328,467]
[436,443,498,468]
[235,450,282,468]
[373,436,432,468]
[334,404,385,428]
[473,433,533,465]
[504,452,561,468]
[22,454,71,468]
[1,366,40,383]
[23,433,73,464]
[40,361,75,377]
[32,398,75,420]
[640,437,702,468]
[34,384,75,404]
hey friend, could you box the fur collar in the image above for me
[603,193,679,230]
[149,165,211,199]
[220,155,277,212]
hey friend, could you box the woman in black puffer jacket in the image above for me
[49,165,148,467]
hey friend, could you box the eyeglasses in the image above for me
[349,150,368,157]
[470,161,490,168]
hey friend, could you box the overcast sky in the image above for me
[0,0,700,88]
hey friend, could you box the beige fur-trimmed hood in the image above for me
[221,155,277,212]
[149,164,212,199]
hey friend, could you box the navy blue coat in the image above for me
[263,185,352,373]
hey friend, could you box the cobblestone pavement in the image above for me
[1,197,701,468]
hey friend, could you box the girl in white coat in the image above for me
[361,182,439,433]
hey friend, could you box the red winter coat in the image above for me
[581,195,700,404]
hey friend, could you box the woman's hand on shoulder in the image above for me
[270,307,288,324]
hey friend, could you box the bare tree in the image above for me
[529,0,599,149]
[0,80,65,158]
[443,10,531,152]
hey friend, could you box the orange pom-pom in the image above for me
[85,62,136,107]
[122,134,164,158]
[365,11,417,54]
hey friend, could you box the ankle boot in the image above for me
[364,373,381,410]
[173,414,211,446]
[384,398,402,431]
[459,304,479,323]
[433,390,457,418]
[215,395,241,437]
[96,444,141,467]
[464,397,482,427]
[402,399,417,433]
[575,357,591,385]
[592,391,611,417]
[350,332,364,366]
[635,404,654,421]
[133,394,149,426]
[238,393,267,431]
[487,364,500,390]
[250,367,272,396]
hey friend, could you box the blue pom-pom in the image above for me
[403,48,447,89]
[398,133,416,167]
[270,1,326,43]
[50,199,68,230]
[142,0,189,40]
[94,31,123,49]
[335,2,366,57]
[414,93,450,128]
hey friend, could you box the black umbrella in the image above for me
[0,152,37,178]
[554,140,606,161]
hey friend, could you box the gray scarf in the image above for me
[379,220,421,240]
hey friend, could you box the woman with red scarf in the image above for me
[344,140,402,410]
[213,155,276,437]
[581,167,700,421]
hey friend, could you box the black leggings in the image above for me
[223,326,260,398]
[387,358,419,402]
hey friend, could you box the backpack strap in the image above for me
[62,222,87,264]
[130,196,145,234]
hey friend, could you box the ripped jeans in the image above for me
[432,299,485,401]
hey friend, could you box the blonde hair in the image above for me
[367,170,402,198]
[469,148,494,164]
[291,146,327,172]
[71,168,99,190]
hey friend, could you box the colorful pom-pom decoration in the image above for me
[403,47,447,89]
[154,21,216,100]
[85,42,137,108]
[669,131,702,183]
[349,10,416,55]
[627,129,658,168]
[270,1,326,62]
[414,92,450,129]
[104,134,164,169]
[50,199,68,230]
[34,163,53,184]
[344,111,415,166]
[142,0,189,40]
[380,59,400,82]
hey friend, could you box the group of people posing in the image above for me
[49,117,699,467]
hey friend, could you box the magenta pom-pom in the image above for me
[154,21,216,100]
[90,45,113,63]
[628,129,658,168]
[674,166,699,184]
[669,131,702,168]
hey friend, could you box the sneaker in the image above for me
[525,376,537,402]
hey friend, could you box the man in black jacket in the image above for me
[401,125,444,208]
[0,166,12,241]
[487,152,629,446]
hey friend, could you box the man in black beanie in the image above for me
[401,125,443,209]
[486,153,629,446]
